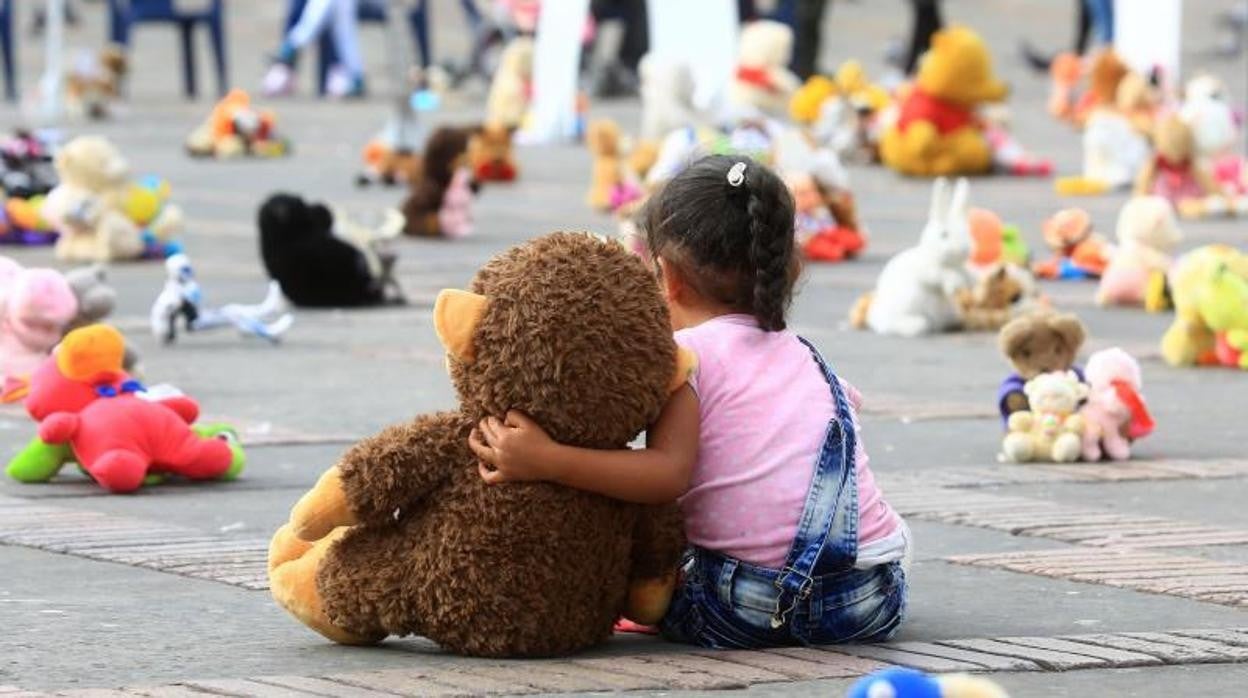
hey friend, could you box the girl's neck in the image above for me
[671,302,750,332]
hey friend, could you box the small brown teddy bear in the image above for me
[268,232,692,657]
[996,311,1087,421]
[401,125,478,237]
[586,119,624,211]
[468,122,518,183]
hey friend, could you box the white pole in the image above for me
[518,0,590,145]
[647,0,739,112]
[39,0,66,123]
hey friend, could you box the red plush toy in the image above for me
[25,324,244,493]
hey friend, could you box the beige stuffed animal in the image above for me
[1001,370,1087,463]
[486,37,534,129]
[729,21,800,119]
[40,136,145,263]
[585,120,625,211]
[1097,196,1182,307]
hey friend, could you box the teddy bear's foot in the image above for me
[268,524,383,646]
[624,573,678,625]
[89,450,150,493]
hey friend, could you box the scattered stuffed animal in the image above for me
[1180,75,1248,217]
[997,311,1087,421]
[267,232,689,656]
[982,105,1053,176]
[968,207,1030,271]
[730,21,801,119]
[1097,196,1182,307]
[852,178,972,335]
[259,193,405,307]
[1080,347,1154,461]
[1,194,58,245]
[1054,72,1155,196]
[956,264,1044,331]
[1135,114,1224,210]
[1195,261,1248,369]
[1,129,58,198]
[20,324,244,493]
[1160,244,1248,367]
[787,171,864,262]
[808,61,892,163]
[63,264,141,374]
[790,75,836,125]
[65,44,127,120]
[638,53,700,141]
[186,89,290,159]
[150,254,293,345]
[879,26,1008,176]
[485,37,534,129]
[848,667,1010,698]
[1033,208,1112,280]
[402,126,478,237]
[468,122,518,182]
[1001,370,1087,463]
[121,174,184,258]
[0,262,79,403]
[357,113,425,187]
[585,119,629,212]
[1047,48,1130,126]
[40,135,145,263]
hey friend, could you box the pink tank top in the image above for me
[675,315,901,569]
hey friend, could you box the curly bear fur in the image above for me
[270,233,686,657]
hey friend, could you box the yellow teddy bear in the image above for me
[1161,244,1248,367]
[879,26,1007,177]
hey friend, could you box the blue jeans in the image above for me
[660,337,908,649]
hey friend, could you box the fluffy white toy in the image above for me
[1097,196,1182,307]
[638,53,700,141]
[864,177,973,336]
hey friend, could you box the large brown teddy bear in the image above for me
[268,233,691,657]
[996,311,1087,421]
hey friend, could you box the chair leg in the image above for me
[409,1,431,69]
[318,31,334,96]
[209,14,227,96]
[179,21,197,98]
[0,10,14,102]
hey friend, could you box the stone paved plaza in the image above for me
[2,1,1248,695]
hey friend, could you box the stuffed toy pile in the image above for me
[40,135,184,263]
[879,26,1008,176]
[186,89,290,159]
[258,193,405,307]
[268,232,689,656]
[7,324,245,493]
[1,130,59,245]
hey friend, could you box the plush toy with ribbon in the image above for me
[12,324,244,493]
[1080,347,1154,461]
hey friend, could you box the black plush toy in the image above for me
[258,193,404,308]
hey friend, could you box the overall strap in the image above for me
[770,337,860,627]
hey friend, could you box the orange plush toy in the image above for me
[186,89,289,159]
[1033,208,1112,280]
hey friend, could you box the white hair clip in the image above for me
[726,161,747,187]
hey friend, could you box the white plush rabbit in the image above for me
[865,177,973,336]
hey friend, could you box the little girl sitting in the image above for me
[470,155,909,648]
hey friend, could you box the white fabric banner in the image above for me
[520,0,591,144]
[1114,0,1182,88]
[647,0,739,111]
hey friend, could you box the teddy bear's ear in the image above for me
[667,347,698,394]
[434,289,489,363]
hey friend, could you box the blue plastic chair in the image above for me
[0,0,14,102]
[109,0,227,98]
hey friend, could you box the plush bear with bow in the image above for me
[267,233,690,657]
[20,324,244,493]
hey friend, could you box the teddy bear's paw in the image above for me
[292,467,358,541]
[268,526,383,646]
[624,574,678,626]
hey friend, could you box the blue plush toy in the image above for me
[847,668,1009,698]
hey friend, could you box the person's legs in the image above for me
[285,0,338,54]
[328,0,364,79]
[1085,0,1113,45]
[793,0,828,80]
[903,0,942,75]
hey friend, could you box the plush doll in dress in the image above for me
[1080,347,1154,461]
[850,178,972,336]
[786,172,864,262]
[1001,370,1087,463]
[1033,208,1112,280]
[40,135,145,263]
[259,193,404,307]
[997,311,1087,422]
[1176,75,1248,218]
[1135,114,1224,211]
[729,21,801,119]
[879,25,1008,176]
[19,324,245,493]
[1161,244,1248,367]
[0,264,79,403]
[402,126,478,238]
[1096,196,1183,308]
[267,233,689,656]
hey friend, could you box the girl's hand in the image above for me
[469,410,558,484]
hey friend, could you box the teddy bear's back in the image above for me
[322,449,640,657]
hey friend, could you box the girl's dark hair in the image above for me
[641,154,798,331]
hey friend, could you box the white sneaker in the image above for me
[325,65,365,99]
[261,62,295,97]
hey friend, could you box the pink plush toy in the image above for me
[1097,196,1183,307]
[1080,347,1155,461]
[437,167,475,239]
[0,263,79,402]
[25,324,242,493]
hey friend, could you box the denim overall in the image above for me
[659,338,907,648]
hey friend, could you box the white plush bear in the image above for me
[728,21,800,119]
[638,53,700,142]
[863,177,973,336]
[1001,370,1088,463]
